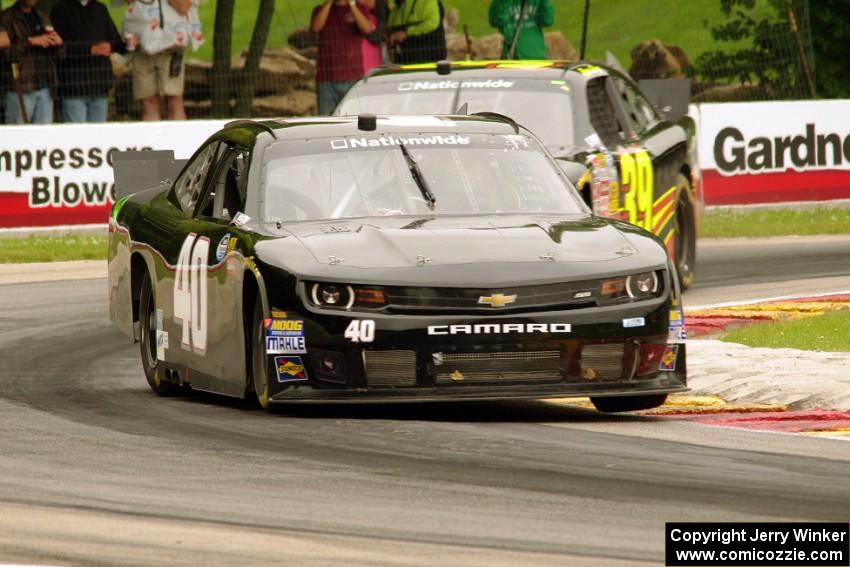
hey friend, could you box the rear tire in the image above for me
[250,296,272,410]
[673,173,696,290]
[139,270,176,396]
[590,394,667,413]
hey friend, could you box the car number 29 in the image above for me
[344,319,375,343]
[174,233,209,354]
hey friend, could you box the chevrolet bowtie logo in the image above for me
[478,293,518,308]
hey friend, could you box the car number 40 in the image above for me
[174,233,209,354]
[344,320,375,343]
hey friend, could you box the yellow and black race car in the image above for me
[108,114,687,412]
[335,60,702,289]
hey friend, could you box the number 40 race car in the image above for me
[107,113,687,413]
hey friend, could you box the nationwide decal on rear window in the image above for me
[396,79,515,92]
[330,135,470,150]
[275,356,308,382]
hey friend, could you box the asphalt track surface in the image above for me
[0,237,848,566]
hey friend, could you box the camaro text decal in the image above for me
[427,323,571,335]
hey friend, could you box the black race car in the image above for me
[108,113,687,412]
[335,60,701,289]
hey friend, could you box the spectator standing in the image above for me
[387,0,446,64]
[0,23,10,50]
[123,0,204,121]
[311,0,376,116]
[1,0,63,124]
[51,0,124,123]
[489,0,554,60]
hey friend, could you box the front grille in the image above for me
[382,281,602,314]
[435,350,562,383]
[579,343,625,381]
[364,350,417,387]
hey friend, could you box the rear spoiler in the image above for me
[638,79,691,120]
[111,150,187,200]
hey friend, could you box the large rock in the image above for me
[545,31,577,60]
[629,40,691,80]
[476,34,504,59]
[231,48,316,96]
[692,83,763,103]
[183,48,316,103]
[288,27,318,50]
[252,90,317,117]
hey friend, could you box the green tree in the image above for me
[211,0,236,116]
[693,0,814,100]
[234,0,275,117]
[810,0,850,98]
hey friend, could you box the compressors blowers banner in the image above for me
[698,100,850,206]
[0,120,226,229]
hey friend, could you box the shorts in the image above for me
[132,51,185,100]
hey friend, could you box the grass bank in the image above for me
[721,309,850,353]
[699,206,850,238]
[0,235,107,263]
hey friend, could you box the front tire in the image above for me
[590,394,667,413]
[139,270,176,396]
[673,173,696,290]
[250,296,272,410]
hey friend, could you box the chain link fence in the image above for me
[0,0,815,123]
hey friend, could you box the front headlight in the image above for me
[309,282,387,309]
[599,271,662,304]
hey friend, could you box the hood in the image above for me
[254,214,669,287]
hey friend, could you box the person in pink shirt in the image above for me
[311,0,376,115]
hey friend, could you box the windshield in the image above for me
[335,78,575,150]
[262,132,585,223]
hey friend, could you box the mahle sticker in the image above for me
[266,336,306,355]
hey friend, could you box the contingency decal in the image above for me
[231,212,250,226]
[623,317,645,328]
[266,318,306,354]
[155,308,168,361]
[659,345,679,372]
[215,233,237,262]
[668,308,687,342]
[174,233,209,354]
[344,319,375,343]
[275,356,308,382]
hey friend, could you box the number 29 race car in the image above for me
[107,113,687,413]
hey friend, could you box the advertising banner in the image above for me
[0,120,226,229]
[698,100,850,206]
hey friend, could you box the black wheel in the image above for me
[139,270,176,396]
[250,296,272,410]
[673,173,696,290]
[590,394,667,413]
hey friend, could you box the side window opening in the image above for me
[586,77,627,147]
[198,147,250,221]
[612,76,658,134]
[173,142,222,215]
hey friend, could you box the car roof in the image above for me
[217,114,525,145]
[360,60,612,84]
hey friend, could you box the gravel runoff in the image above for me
[2,260,847,411]
[688,339,850,411]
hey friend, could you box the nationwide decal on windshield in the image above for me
[397,79,515,91]
[330,135,471,150]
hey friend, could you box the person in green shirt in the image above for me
[387,0,446,64]
[489,0,554,60]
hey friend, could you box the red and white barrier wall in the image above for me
[0,120,225,230]
[2,100,850,230]
[696,100,850,206]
